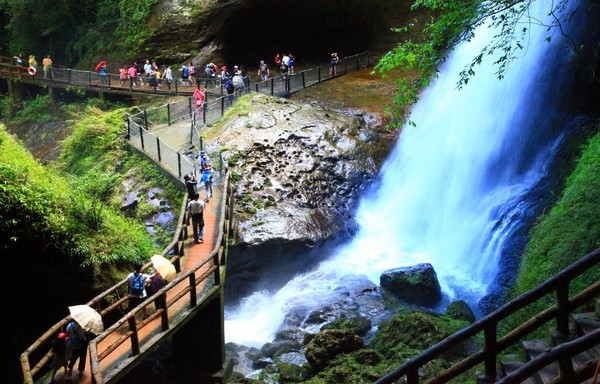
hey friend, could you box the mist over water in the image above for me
[225,0,581,347]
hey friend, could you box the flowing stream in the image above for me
[225,0,592,347]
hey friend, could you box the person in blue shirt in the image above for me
[200,163,213,202]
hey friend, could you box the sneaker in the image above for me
[77,370,84,377]
[199,238,204,243]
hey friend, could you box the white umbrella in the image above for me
[151,254,177,282]
[68,305,104,335]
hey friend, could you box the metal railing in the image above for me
[374,247,600,384]
[127,51,372,173]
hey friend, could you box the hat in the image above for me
[234,65,238,69]
[260,60,264,64]
[58,332,67,339]
[221,66,227,70]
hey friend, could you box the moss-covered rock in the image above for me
[446,300,476,324]
[275,361,312,383]
[320,314,372,336]
[380,263,442,307]
[369,312,469,360]
[304,329,365,372]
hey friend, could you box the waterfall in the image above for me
[226,0,591,347]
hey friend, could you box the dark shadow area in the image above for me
[216,0,410,67]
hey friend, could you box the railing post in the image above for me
[483,324,497,381]
[203,102,207,124]
[318,66,321,82]
[68,69,72,84]
[271,78,274,96]
[144,110,149,131]
[160,294,169,331]
[139,125,145,150]
[189,274,197,307]
[167,103,171,126]
[188,97,193,118]
[88,71,92,87]
[128,317,140,356]
[126,116,131,138]
[302,72,306,88]
[156,137,161,162]
[255,83,259,92]
[407,367,419,384]
[221,96,225,116]
[107,73,111,88]
[175,77,178,94]
[177,152,182,177]
[556,280,570,337]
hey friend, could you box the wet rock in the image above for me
[260,339,302,359]
[275,360,312,382]
[304,329,364,372]
[446,300,476,324]
[380,263,442,307]
[321,314,372,336]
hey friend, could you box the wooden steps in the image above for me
[498,299,600,384]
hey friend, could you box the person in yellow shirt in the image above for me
[42,55,53,78]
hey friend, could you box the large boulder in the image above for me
[304,329,364,372]
[380,263,442,307]
[446,300,476,324]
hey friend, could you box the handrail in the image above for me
[374,247,600,384]
[20,171,232,383]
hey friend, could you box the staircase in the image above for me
[374,247,600,384]
[498,300,600,383]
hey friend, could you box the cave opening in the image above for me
[215,0,410,69]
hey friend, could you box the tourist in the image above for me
[219,65,230,84]
[146,269,167,310]
[65,320,86,377]
[187,193,205,243]
[119,65,128,87]
[288,53,295,75]
[163,65,173,91]
[42,55,53,79]
[184,173,198,199]
[99,62,108,85]
[200,163,213,203]
[134,62,145,86]
[181,64,190,87]
[232,72,244,96]
[127,65,138,88]
[198,150,210,169]
[49,332,68,383]
[143,59,152,85]
[330,52,339,76]
[188,62,196,86]
[28,55,37,79]
[193,87,206,122]
[258,60,269,82]
[127,262,149,320]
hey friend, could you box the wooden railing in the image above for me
[374,247,600,384]
[20,173,234,384]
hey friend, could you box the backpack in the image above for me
[225,80,234,93]
[130,272,145,296]
[190,200,204,215]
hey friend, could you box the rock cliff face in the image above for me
[204,93,393,299]
[148,0,416,67]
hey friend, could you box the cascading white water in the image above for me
[226,0,573,347]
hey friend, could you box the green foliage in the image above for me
[503,129,600,331]
[60,106,126,175]
[0,0,160,64]
[0,125,80,255]
[377,0,572,125]
[9,94,56,125]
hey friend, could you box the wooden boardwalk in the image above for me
[21,176,234,384]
